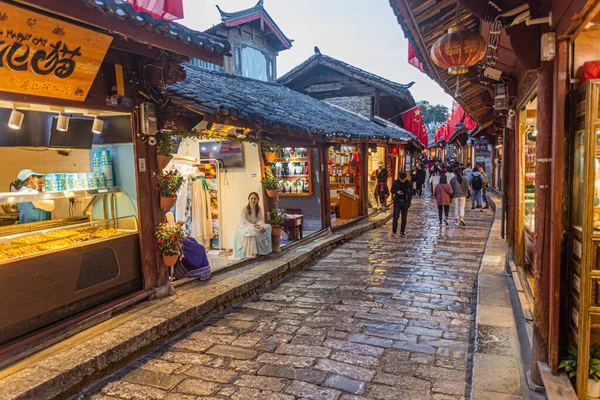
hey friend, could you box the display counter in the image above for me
[0,187,141,345]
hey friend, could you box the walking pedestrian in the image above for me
[416,164,426,196]
[391,171,413,237]
[434,174,453,226]
[429,168,444,196]
[469,166,484,210]
[480,166,490,209]
[375,162,389,208]
[450,167,470,226]
[463,163,473,180]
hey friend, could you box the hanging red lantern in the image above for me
[430,25,487,75]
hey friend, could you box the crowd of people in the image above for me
[389,156,491,237]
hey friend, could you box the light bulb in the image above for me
[92,117,103,134]
[8,108,24,129]
[57,113,69,131]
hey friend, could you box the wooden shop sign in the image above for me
[0,1,113,101]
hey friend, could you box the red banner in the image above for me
[126,0,184,21]
[408,43,425,73]
[400,105,426,147]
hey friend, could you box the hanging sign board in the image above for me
[0,1,113,101]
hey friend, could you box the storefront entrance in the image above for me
[0,104,142,346]
[328,145,362,226]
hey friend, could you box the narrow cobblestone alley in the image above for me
[78,195,495,400]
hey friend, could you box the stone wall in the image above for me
[324,96,373,119]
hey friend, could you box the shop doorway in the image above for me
[328,145,362,226]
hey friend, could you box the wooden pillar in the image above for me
[504,125,517,254]
[359,143,369,216]
[321,144,331,230]
[531,59,555,384]
[134,129,166,290]
[548,39,569,373]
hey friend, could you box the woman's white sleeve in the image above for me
[32,199,55,212]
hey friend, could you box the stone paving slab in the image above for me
[70,194,495,399]
[0,212,392,400]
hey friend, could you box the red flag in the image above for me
[421,123,429,148]
[464,113,477,130]
[400,105,426,146]
[408,43,425,73]
[126,0,184,21]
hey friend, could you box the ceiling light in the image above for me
[8,108,24,130]
[57,113,69,131]
[92,116,104,134]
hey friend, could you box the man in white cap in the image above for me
[13,169,55,223]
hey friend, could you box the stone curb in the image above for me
[0,212,392,400]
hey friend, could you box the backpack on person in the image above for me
[472,175,483,191]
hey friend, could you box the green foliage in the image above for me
[155,223,185,256]
[270,207,286,228]
[156,169,184,198]
[418,100,450,126]
[261,166,278,190]
[559,343,600,381]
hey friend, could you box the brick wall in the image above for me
[324,96,373,119]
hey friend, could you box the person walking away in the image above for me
[416,164,426,196]
[450,167,470,226]
[434,174,453,225]
[429,168,442,196]
[469,166,484,210]
[480,166,490,209]
[463,163,473,180]
[391,171,413,236]
[446,167,455,185]
[375,163,389,208]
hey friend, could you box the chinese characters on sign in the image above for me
[0,1,112,101]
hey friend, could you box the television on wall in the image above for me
[199,141,244,168]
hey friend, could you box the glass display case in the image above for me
[269,147,313,197]
[0,186,141,345]
[567,80,600,398]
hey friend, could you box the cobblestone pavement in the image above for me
[78,194,495,400]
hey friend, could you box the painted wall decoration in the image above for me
[0,1,113,101]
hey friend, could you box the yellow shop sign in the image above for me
[0,1,113,101]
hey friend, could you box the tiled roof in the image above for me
[278,52,415,104]
[78,0,231,56]
[210,0,293,50]
[168,64,419,144]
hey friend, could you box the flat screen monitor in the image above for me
[199,141,244,168]
[49,117,94,149]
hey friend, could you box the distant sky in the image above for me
[179,0,453,108]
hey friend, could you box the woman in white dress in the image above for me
[233,192,272,260]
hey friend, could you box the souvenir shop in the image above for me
[367,145,388,213]
[328,145,363,226]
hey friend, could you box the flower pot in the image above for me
[272,226,283,237]
[265,188,279,198]
[160,196,177,210]
[162,252,180,267]
[589,379,600,399]
[265,152,277,163]
[157,154,173,170]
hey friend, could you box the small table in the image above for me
[282,214,303,241]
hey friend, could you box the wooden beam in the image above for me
[15,0,225,65]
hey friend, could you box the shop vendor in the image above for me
[13,169,55,224]
[234,192,272,260]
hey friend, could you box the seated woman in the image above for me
[234,192,272,260]
[164,212,211,281]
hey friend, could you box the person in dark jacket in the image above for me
[375,163,389,208]
[391,171,413,237]
[415,165,426,196]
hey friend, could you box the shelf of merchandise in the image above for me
[272,154,313,197]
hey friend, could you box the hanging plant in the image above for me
[155,222,186,267]
[261,166,279,198]
[156,169,184,209]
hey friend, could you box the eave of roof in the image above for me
[168,64,418,144]
[211,0,293,51]
[23,0,232,62]
[278,53,415,106]
[388,0,491,129]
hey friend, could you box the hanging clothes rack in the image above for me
[194,158,223,254]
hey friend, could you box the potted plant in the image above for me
[156,169,184,210]
[262,166,279,198]
[155,223,185,267]
[559,343,600,398]
[156,132,175,170]
[264,146,281,163]
[270,207,286,237]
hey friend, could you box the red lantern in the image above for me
[430,25,487,75]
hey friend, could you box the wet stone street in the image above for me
[78,195,495,400]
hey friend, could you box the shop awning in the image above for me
[168,64,421,146]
